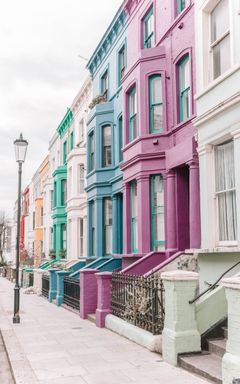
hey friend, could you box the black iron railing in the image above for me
[111,273,165,335]
[189,260,240,304]
[63,277,80,310]
[42,275,50,298]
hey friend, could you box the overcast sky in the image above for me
[0,0,122,216]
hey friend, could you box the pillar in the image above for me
[56,270,71,306]
[161,270,201,366]
[112,195,118,254]
[95,272,112,328]
[166,170,177,252]
[87,202,92,258]
[188,159,201,249]
[123,183,131,254]
[222,276,240,384]
[96,197,103,257]
[137,175,151,253]
[80,269,98,319]
[48,268,60,302]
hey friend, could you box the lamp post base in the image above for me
[13,315,20,324]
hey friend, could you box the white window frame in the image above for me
[201,0,232,85]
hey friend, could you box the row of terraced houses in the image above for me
[8,0,240,383]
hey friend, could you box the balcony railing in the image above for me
[111,272,165,335]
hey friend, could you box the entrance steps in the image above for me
[179,326,227,384]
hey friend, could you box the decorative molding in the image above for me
[57,109,73,138]
[87,9,127,77]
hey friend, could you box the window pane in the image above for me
[151,175,165,251]
[119,47,125,81]
[151,76,162,104]
[79,165,85,193]
[153,104,163,131]
[211,0,229,43]
[129,91,136,115]
[218,191,237,241]
[213,34,230,79]
[181,59,190,89]
[215,141,235,192]
[182,89,190,120]
[144,9,154,48]
[215,141,237,241]
[104,198,112,255]
[179,56,191,122]
[103,125,112,167]
[90,133,94,171]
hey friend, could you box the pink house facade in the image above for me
[121,0,200,262]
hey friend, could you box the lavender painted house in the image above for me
[121,0,200,265]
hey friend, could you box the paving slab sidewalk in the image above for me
[0,277,209,384]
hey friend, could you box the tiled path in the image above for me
[0,277,209,384]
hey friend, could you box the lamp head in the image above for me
[14,133,28,163]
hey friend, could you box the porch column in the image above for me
[188,159,201,249]
[87,202,91,258]
[112,194,118,254]
[166,170,177,252]
[95,197,103,257]
[162,270,201,366]
[123,183,131,254]
[137,175,151,254]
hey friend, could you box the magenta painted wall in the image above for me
[121,0,200,256]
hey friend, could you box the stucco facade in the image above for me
[121,0,200,260]
[67,77,92,260]
[86,7,127,258]
[194,0,240,253]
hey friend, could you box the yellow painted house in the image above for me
[33,155,49,266]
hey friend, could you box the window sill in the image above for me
[196,64,240,100]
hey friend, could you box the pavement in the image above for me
[0,277,210,384]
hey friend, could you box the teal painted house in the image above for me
[86,7,127,259]
[52,109,73,259]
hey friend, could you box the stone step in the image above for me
[179,352,222,384]
[87,313,96,324]
[221,326,228,339]
[208,339,227,358]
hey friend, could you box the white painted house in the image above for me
[66,77,92,260]
[194,0,240,281]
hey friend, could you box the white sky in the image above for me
[0,0,122,216]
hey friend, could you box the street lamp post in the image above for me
[13,133,28,324]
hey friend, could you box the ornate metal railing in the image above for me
[63,277,80,310]
[42,275,50,298]
[111,273,165,335]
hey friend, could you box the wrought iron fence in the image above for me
[42,274,50,298]
[111,273,165,335]
[63,277,80,310]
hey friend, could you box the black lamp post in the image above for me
[13,133,28,324]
